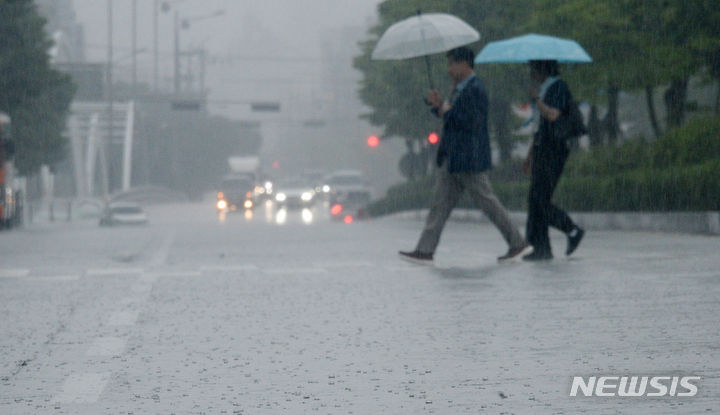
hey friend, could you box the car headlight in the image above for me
[275,193,286,202]
[217,199,228,210]
[301,191,314,202]
[322,185,330,193]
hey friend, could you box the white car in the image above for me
[274,178,316,209]
[99,202,148,226]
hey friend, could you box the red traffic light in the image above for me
[367,135,380,147]
[428,132,439,145]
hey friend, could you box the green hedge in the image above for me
[565,116,720,176]
[554,160,720,211]
[368,116,720,217]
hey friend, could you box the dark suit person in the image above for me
[400,47,528,264]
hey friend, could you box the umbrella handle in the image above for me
[423,55,435,90]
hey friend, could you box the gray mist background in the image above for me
[71,0,404,193]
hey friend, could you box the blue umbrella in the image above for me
[474,33,592,64]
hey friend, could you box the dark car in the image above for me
[217,175,256,211]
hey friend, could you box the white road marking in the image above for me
[385,265,425,272]
[86,337,127,357]
[107,310,140,326]
[86,268,143,277]
[313,261,374,268]
[200,265,259,273]
[151,229,176,266]
[145,270,202,279]
[0,268,30,278]
[54,372,111,404]
[32,275,81,281]
[263,267,328,275]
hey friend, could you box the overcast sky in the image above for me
[72,0,381,119]
[70,0,405,189]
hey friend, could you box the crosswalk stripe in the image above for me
[0,268,31,278]
[86,268,144,276]
[263,267,328,275]
[107,310,140,326]
[200,265,259,273]
[86,337,127,357]
[54,372,111,404]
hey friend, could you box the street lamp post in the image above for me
[159,1,223,95]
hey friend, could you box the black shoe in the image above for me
[522,250,553,261]
[498,244,533,262]
[398,250,433,264]
[566,227,585,256]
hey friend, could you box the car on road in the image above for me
[325,170,372,222]
[274,177,317,209]
[217,174,256,212]
[99,202,148,226]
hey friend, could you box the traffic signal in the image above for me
[428,132,439,145]
[367,135,380,148]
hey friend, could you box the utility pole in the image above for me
[105,0,113,196]
[153,0,159,92]
[132,0,137,92]
[174,10,180,94]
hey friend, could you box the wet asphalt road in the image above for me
[1,201,719,414]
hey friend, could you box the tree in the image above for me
[531,0,720,140]
[0,0,75,175]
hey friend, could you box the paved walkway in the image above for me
[1,207,718,413]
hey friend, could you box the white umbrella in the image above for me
[371,11,480,88]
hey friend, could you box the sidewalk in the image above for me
[389,209,720,235]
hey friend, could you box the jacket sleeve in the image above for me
[442,84,486,131]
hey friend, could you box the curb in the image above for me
[383,209,720,236]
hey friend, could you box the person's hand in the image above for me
[426,90,443,108]
[528,86,539,103]
[440,101,451,114]
[522,154,532,176]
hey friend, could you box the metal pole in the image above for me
[132,0,137,93]
[200,49,206,94]
[174,11,180,94]
[153,0,159,92]
[106,0,113,197]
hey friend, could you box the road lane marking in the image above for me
[263,267,328,275]
[313,261,374,268]
[145,270,202,279]
[107,310,140,326]
[86,337,127,357]
[0,268,30,278]
[151,229,176,266]
[32,275,81,281]
[200,265,259,273]
[86,268,143,277]
[54,372,111,404]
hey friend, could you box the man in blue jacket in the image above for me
[400,47,529,264]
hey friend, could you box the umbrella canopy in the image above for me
[371,13,480,60]
[474,33,592,64]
